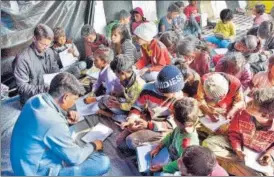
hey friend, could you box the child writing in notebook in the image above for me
[96,54,145,119]
[204,9,235,48]
[176,36,211,77]
[159,31,180,63]
[111,24,139,63]
[203,87,274,176]
[174,60,201,98]
[149,97,200,174]
[116,65,185,151]
[84,46,123,104]
[197,72,245,123]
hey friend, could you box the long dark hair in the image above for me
[111,24,131,44]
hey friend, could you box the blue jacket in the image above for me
[10,93,95,176]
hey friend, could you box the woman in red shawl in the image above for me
[130,7,148,34]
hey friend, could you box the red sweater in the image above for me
[200,73,242,111]
[228,110,274,152]
[129,83,183,132]
[84,33,110,57]
[189,51,210,77]
[135,39,171,72]
[184,5,201,22]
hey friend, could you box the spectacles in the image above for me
[37,40,52,48]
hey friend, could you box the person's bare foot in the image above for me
[97,109,113,118]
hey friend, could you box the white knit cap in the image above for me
[203,73,229,101]
[134,22,158,41]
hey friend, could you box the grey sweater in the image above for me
[112,39,141,63]
[264,34,274,54]
[13,43,60,105]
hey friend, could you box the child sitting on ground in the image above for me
[52,27,86,78]
[174,60,201,98]
[97,54,145,119]
[172,1,186,33]
[116,65,185,151]
[252,54,274,88]
[159,31,180,63]
[184,0,200,23]
[197,72,245,123]
[84,47,123,104]
[52,27,80,68]
[106,10,131,39]
[253,4,271,27]
[52,27,80,58]
[204,9,236,48]
[130,7,148,34]
[158,3,180,34]
[173,1,202,38]
[203,87,274,176]
[111,24,139,63]
[177,36,211,76]
[134,22,171,82]
[178,145,228,176]
[258,21,274,58]
[81,25,110,68]
[215,52,253,91]
[149,97,200,174]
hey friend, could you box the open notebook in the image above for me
[136,144,170,173]
[75,95,103,117]
[43,72,60,86]
[86,69,99,80]
[244,147,274,175]
[200,115,230,132]
[59,49,78,68]
[81,123,113,143]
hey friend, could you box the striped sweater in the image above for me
[228,110,274,153]
[264,35,274,55]
[112,39,140,63]
[128,83,184,132]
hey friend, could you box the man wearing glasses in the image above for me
[13,24,60,105]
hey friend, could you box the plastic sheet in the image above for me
[1,1,87,50]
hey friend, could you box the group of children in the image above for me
[49,1,274,176]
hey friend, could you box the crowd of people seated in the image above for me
[10,0,274,176]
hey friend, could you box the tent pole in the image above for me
[85,0,95,25]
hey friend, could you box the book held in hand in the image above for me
[81,123,113,143]
[59,49,78,68]
[43,72,60,86]
[136,144,170,172]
